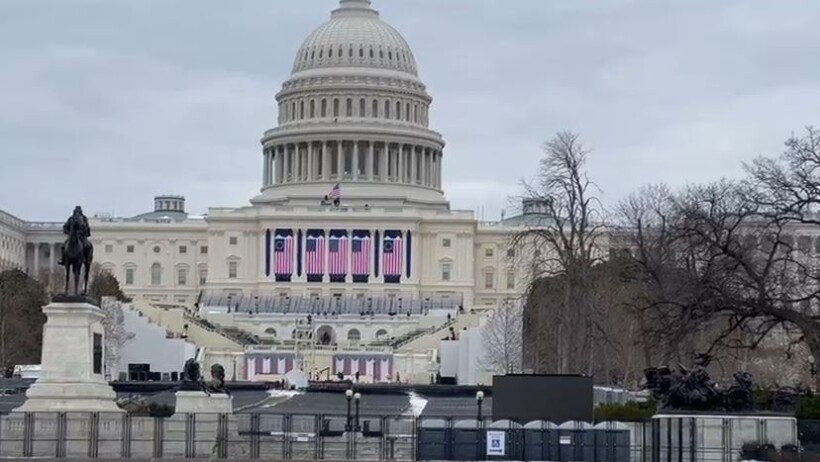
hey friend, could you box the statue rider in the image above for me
[57,206,91,266]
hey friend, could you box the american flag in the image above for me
[273,232,294,275]
[328,232,348,276]
[305,231,325,276]
[351,233,371,276]
[383,233,403,277]
[328,183,341,200]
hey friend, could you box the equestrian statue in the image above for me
[57,206,94,296]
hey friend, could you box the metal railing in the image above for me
[0,412,803,461]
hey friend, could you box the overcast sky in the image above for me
[1,0,818,221]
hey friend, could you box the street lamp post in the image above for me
[345,389,354,431]
[476,390,485,424]
[354,392,362,431]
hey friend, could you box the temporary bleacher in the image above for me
[199,292,461,317]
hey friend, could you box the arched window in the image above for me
[311,49,315,59]
[150,263,162,286]
[406,103,411,121]
[319,47,324,58]
[414,104,419,123]
[321,99,328,117]
[388,50,393,61]
[347,329,361,342]
[375,329,388,339]
[299,100,305,119]
[291,102,296,121]
[369,47,374,58]
[264,328,277,337]
[379,49,384,59]
[310,100,316,118]
[372,99,379,118]
[359,98,366,117]
[346,98,353,117]
[338,46,343,57]
[349,46,353,57]
[396,101,401,120]
[384,100,391,119]
[333,98,340,117]
[359,47,364,58]
[328,47,333,58]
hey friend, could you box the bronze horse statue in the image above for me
[61,206,94,296]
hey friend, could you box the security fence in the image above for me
[0,412,801,461]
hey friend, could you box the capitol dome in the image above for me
[292,0,419,77]
[255,0,448,209]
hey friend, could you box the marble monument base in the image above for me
[16,301,122,413]
[174,391,233,414]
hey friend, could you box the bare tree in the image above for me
[619,175,820,387]
[482,300,523,375]
[517,132,606,375]
[100,298,134,380]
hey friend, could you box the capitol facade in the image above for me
[0,0,545,384]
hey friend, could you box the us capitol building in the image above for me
[0,0,548,384]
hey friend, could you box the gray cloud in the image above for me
[1,0,818,221]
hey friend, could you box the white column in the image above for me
[379,143,387,182]
[307,142,314,181]
[33,243,40,277]
[283,145,291,183]
[336,142,343,179]
[423,148,430,186]
[411,147,418,184]
[366,141,374,181]
[322,141,330,181]
[275,147,284,184]
[265,151,269,186]
[398,145,405,183]
[353,141,360,181]
[49,243,56,273]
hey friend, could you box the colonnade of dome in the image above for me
[255,0,447,207]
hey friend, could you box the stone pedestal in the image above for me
[174,391,233,414]
[15,300,123,413]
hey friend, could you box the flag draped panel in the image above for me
[383,230,403,284]
[273,229,294,281]
[306,229,325,282]
[352,230,371,283]
[329,229,349,283]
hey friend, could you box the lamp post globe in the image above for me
[345,388,354,431]
[354,392,362,431]
[476,390,484,423]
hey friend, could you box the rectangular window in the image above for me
[125,268,135,285]
[484,272,495,289]
[228,261,238,279]
[199,269,207,285]
[507,271,515,290]
[178,268,187,286]
[200,246,208,254]
[179,245,187,254]
[126,245,135,254]
[485,248,494,257]
[442,238,451,248]
[105,244,113,253]
[441,263,452,282]
[229,237,238,246]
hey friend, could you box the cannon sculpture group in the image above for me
[644,365,799,413]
